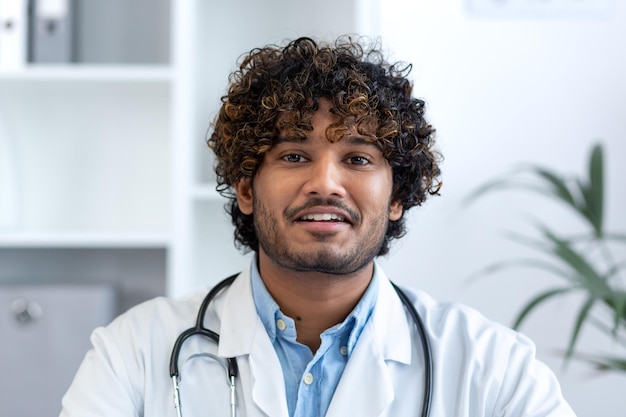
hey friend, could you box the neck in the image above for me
[257,251,374,352]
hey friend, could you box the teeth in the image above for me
[300,213,345,221]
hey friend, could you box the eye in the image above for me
[282,153,308,163]
[347,156,370,165]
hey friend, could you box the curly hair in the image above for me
[208,36,441,256]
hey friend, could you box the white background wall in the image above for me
[366,1,626,415]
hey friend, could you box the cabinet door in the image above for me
[0,285,115,417]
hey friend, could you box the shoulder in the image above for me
[399,286,534,354]
[385,283,575,415]
[91,288,209,355]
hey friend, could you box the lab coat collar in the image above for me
[368,261,413,365]
[219,266,290,417]
[217,266,258,357]
[217,260,413,417]
[325,262,413,417]
[217,261,412,363]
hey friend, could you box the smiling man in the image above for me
[233,97,403,353]
[60,37,576,417]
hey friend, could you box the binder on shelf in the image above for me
[0,0,29,69]
[29,0,74,63]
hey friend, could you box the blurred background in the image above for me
[0,0,624,415]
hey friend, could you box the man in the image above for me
[60,37,576,417]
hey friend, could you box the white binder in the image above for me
[30,0,74,63]
[0,0,29,69]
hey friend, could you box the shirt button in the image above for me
[303,373,314,385]
[276,318,286,331]
[339,346,348,356]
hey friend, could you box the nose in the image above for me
[302,157,346,198]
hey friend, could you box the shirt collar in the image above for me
[250,256,379,355]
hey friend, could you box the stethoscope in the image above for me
[169,274,433,417]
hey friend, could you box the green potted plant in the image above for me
[466,143,626,372]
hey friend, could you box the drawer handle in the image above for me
[10,298,42,326]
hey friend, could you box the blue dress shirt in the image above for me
[250,261,378,417]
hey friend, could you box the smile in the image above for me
[299,213,346,222]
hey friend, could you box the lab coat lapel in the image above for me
[248,321,290,417]
[217,269,257,356]
[325,323,394,417]
[326,267,412,417]
[218,268,290,417]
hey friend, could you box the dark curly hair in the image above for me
[208,36,441,256]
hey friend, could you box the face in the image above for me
[235,99,403,276]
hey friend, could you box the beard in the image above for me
[253,197,389,276]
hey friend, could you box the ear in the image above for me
[234,178,254,215]
[389,199,403,221]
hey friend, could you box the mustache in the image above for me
[283,198,361,224]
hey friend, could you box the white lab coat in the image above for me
[60,263,576,417]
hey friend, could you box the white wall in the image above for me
[365,1,626,415]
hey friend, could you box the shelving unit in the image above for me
[0,0,172,313]
[0,0,362,307]
[0,65,172,82]
[0,232,170,248]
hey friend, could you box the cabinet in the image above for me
[0,0,362,308]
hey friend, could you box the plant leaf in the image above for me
[575,177,600,236]
[462,178,545,206]
[606,260,626,278]
[465,257,575,285]
[605,233,626,242]
[573,353,626,372]
[513,287,575,329]
[586,316,626,347]
[565,297,596,360]
[464,259,530,284]
[587,143,605,234]
[606,290,626,330]
[557,232,610,245]
[541,228,612,297]
[591,357,626,372]
[525,166,579,211]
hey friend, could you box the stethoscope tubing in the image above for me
[169,274,238,378]
[391,281,433,417]
[169,274,239,417]
[169,274,433,417]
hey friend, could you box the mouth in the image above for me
[286,199,359,227]
[298,213,347,222]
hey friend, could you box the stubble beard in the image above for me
[253,198,388,276]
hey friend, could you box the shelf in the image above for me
[0,232,170,249]
[0,65,172,83]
